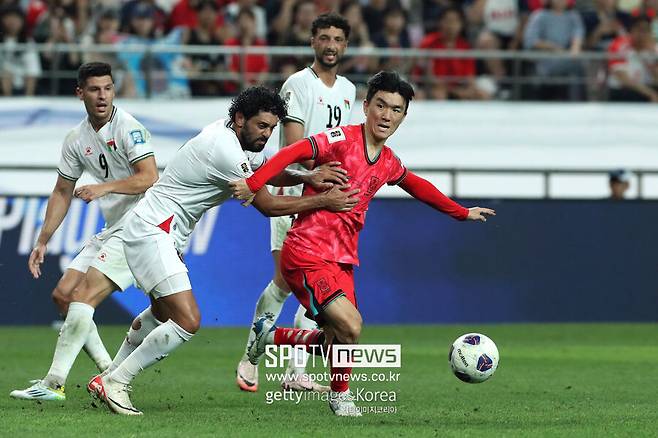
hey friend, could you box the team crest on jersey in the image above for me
[366,176,381,197]
[84,146,93,156]
[326,127,345,144]
[241,162,249,174]
[344,99,351,110]
[130,130,145,145]
[106,139,117,152]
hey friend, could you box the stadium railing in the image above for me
[3,43,649,99]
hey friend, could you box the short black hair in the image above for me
[311,12,350,40]
[229,86,287,122]
[366,71,415,113]
[77,62,113,87]
[629,14,652,29]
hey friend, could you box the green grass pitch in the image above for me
[2,324,657,437]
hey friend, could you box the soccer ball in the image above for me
[449,333,499,383]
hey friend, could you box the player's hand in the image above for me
[305,161,349,191]
[74,184,109,203]
[229,179,254,201]
[467,207,496,222]
[322,185,360,212]
[28,243,47,279]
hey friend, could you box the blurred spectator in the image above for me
[362,0,388,37]
[81,8,137,97]
[168,0,228,38]
[182,0,226,96]
[523,0,586,100]
[582,0,630,50]
[608,169,630,200]
[121,0,167,36]
[273,0,316,74]
[224,8,268,92]
[119,2,189,97]
[372,6,412,74]
[266,0,295,44]
[414,7,493,99]
[466,0,529,89]
[339,1,377,82]
[607,15,658,101]
[225,0,267,39]
[422,0,454,32]
[32,1,82,95]
[0,5,41,95]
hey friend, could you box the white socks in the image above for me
[242,281,290,360]
[286,304,318,375]
[82,321,112,372]
[44,302,95,388]
[107,306,162,373]
[109,319,194,385]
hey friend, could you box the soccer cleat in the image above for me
[281,372,330,392]
[87,374,142,416]
[247,316,276,365]
[329,390,362,417]
[10,380,66,401]
[236,359,259,392]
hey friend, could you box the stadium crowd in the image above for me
[1,0,657,101]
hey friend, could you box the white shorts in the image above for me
[268,184,301,252]
[67,233,134,291]
[123,213,191,298]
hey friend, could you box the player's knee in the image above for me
[51,286,73,313]
[336,319,362,344]
[176,309,201,334]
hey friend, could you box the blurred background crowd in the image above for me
[1,0,657,101]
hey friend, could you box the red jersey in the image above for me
[285,124,406,265]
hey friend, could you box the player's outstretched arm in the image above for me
[268,161,349,190]
[230,139,316,200]
[251,185,360,217]
[74,156,158,203]
[399,172,495,221]
[29,176,76,279]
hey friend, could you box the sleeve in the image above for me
[281,75,309,126]
[57,135,83,181]
[398,172,469,221]
[207,140,255,185]
[246,151,266,171]
[387,153,408,186]
[245,138,315,192]
[308,127,345,162]
[523,11,541,49]
[120,118,155,165]
[571,11,585,40]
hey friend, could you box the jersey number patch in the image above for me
[99,153,109,178]
[325,105,342,128]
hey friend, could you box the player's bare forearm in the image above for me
[267,168,310,187]
[38,176,75,245]
[267,163,348,191]
[75,156,158,201]
[251,185,359,217]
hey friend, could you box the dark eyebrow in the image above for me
[375,97,402,109]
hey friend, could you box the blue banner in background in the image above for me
[1,197,656,325]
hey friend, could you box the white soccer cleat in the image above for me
[10,380,66,401]
[236,359,259,392]
[247,316,275,365]
[87,374,142,416]
[329,390,361,417]
[281,372,330,392]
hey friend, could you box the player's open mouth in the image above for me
[377,124,390,131]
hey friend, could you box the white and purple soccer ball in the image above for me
[449,333,499,383]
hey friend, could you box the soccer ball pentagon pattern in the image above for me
[449,333,499,383]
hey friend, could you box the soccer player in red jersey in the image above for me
[230,71,495,416]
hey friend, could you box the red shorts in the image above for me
[280,243,356,324]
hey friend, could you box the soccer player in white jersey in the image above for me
[236,13,356,393]
[9,62,158,402]
[86,86,359,416]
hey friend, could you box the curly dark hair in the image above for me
[77,62,113,87]
[229,86,287,122]
[366,71,415,114]
[312,12,350,39]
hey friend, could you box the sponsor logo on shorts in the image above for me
[316,277,331,293]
